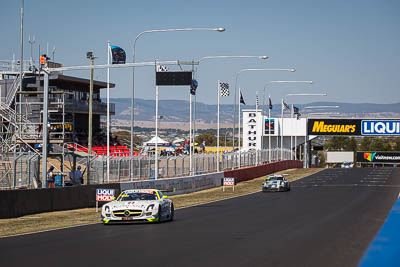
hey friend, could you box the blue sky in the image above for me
[1,0,399,105]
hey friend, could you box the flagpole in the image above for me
[255,91,258,165]
[262,89,265,163]
[268,95,271,163]
[281,98,284,160]
[217,81,220,172]
[155,61,159,180]
[238,88,241,168]
[291,104,293,160]
[189,87,192,175]
[295,113,297,160]
[106,41,110,183]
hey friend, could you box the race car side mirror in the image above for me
[162,195,168,199]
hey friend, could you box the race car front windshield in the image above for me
[117,192,158,201]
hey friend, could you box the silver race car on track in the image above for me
[101,189,174,224]
[262,175,290,192]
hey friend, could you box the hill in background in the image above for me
[109,98,400,126]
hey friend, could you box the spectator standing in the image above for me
[73,166,85,185]
[201,141,206,153]
[47,166,55,188]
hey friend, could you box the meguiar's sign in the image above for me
[307,119,361,135]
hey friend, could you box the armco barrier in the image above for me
[0,183,120,219]
[120,172,225,195]
[224,160,303,183]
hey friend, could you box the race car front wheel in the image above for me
[169,204,174,221]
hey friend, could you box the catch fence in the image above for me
[0,149,292,189]
[91,148,291,184]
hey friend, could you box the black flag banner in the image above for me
[110,46,126,64]
[240,91,246,105]
[269,97,273,110]
[282,100,290,110]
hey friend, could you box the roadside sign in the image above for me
[96,189,115,201]
[222,177,236,192]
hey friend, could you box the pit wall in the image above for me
[0,183,120,219]
[224,160,303,182]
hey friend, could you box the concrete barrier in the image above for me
[120,172,225,195]
[224,160,303,183]
[0,183,120,219]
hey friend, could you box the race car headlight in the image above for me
[146,204,155,211]
[104,205,111,217]
[104,205,110,212]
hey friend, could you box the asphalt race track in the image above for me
[1,168,399,267]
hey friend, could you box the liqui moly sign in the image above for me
[96,189,115,201]
[362,120,400,136]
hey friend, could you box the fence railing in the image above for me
[0,153,40,190]
[91,148,292,184]
[0,149,293,189]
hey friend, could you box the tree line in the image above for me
[323,136,400,152]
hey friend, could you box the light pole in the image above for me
[285,93,328,166]
[130,27,225,178]
[28,35,35,69]
[233,68,296,168]
[263,81,312,163]
[192,55,268,174]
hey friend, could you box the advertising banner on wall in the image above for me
[264,118,275,135]
[307,119,361,136]
[357,151,400,163]
[307,119,400,136]
[361,120,400,136]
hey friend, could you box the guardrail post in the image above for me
[148,156,151,179]
[101,157,105,184]
[173,157,176,177]
[166,157,169,177]
[212,156,215,172]
[138,157,141,179]
[117,159,121,182]
[181,156,185,176]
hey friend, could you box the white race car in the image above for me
[262,175,290,192]
[101,189,174,224]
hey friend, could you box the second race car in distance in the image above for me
[101,189,174,224]
[262,175,290,192]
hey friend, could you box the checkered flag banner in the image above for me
[219,81,230,97]
[157,65,168,72]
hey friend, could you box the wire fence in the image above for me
[0,153,40,190]
[91,148,292,184]
[0,149,292,189]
